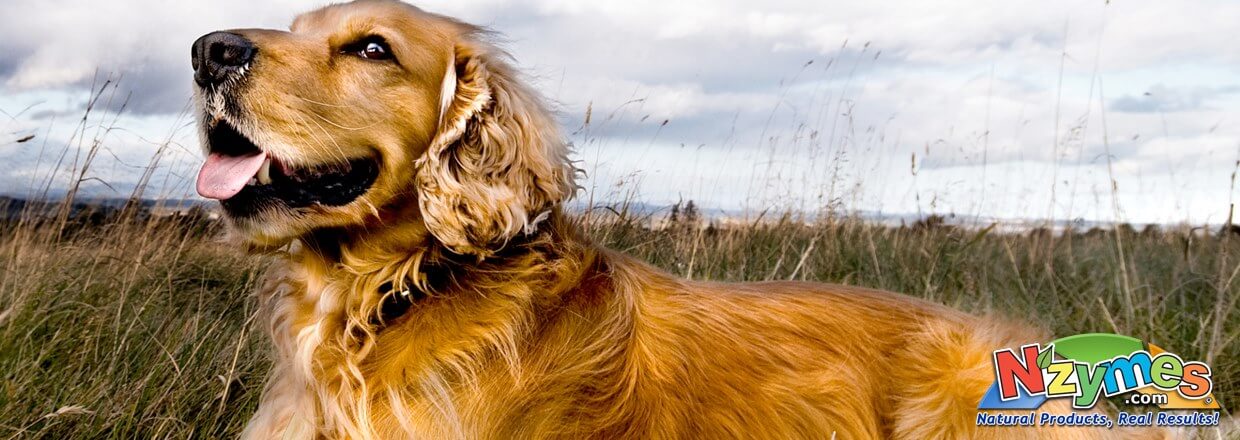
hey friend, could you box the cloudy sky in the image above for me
[2,0,1238,224]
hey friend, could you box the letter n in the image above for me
[994,344,1046,400]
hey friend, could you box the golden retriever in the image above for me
[190,1,1170,438]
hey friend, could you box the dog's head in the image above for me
[192,0,574,256]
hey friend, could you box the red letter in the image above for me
[995,345,1046,400]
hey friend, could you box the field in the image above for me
[0,201,1236,438]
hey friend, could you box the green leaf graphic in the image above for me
[1036,345,1053,369]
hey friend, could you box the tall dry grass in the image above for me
[0,212,266,438]
[0,203,1237,438]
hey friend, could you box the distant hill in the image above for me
[0,195,1202,235]
[0,195,209,221]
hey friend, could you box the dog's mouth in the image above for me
[196,120,380,216]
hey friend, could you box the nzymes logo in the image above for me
[977,333,1220,410]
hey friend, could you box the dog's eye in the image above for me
[361,41,389,59]
[345,37,393,61]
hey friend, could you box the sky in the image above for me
[1,0,1239,225]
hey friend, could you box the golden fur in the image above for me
[194,1,1172,438]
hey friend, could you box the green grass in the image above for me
[0,209,1237,438]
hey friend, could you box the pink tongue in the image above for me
[196,151,267,200]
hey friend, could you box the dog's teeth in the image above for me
[257,158,273,185]
[247,177,258,186]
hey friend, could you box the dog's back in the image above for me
[386,250,1167,439]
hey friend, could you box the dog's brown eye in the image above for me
[361,42,389,60]
[344,37,393,61]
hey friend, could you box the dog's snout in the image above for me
[192,32,256,87]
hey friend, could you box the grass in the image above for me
[0,204,1236,438]
[0,214,264,438]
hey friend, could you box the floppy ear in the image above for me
[415,39,575,257]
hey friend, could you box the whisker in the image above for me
[293,111,350,166]
[309,111,381,131]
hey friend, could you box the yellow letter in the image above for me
[1046,361,1077,397]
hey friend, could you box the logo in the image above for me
[976,333,1221,429]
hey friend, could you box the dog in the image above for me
[191,1,1171,438]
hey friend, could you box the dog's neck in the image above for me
[276,206,601,346]
[254,208,615,437]
[295,207,591,291]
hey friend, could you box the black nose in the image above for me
[191,32,256,87]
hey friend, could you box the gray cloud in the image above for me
[0,0,304,114]
[1111,84,1240,114]
[107,66,195,115]
[0,42,17,79]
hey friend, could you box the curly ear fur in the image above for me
[415,35,575,258]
